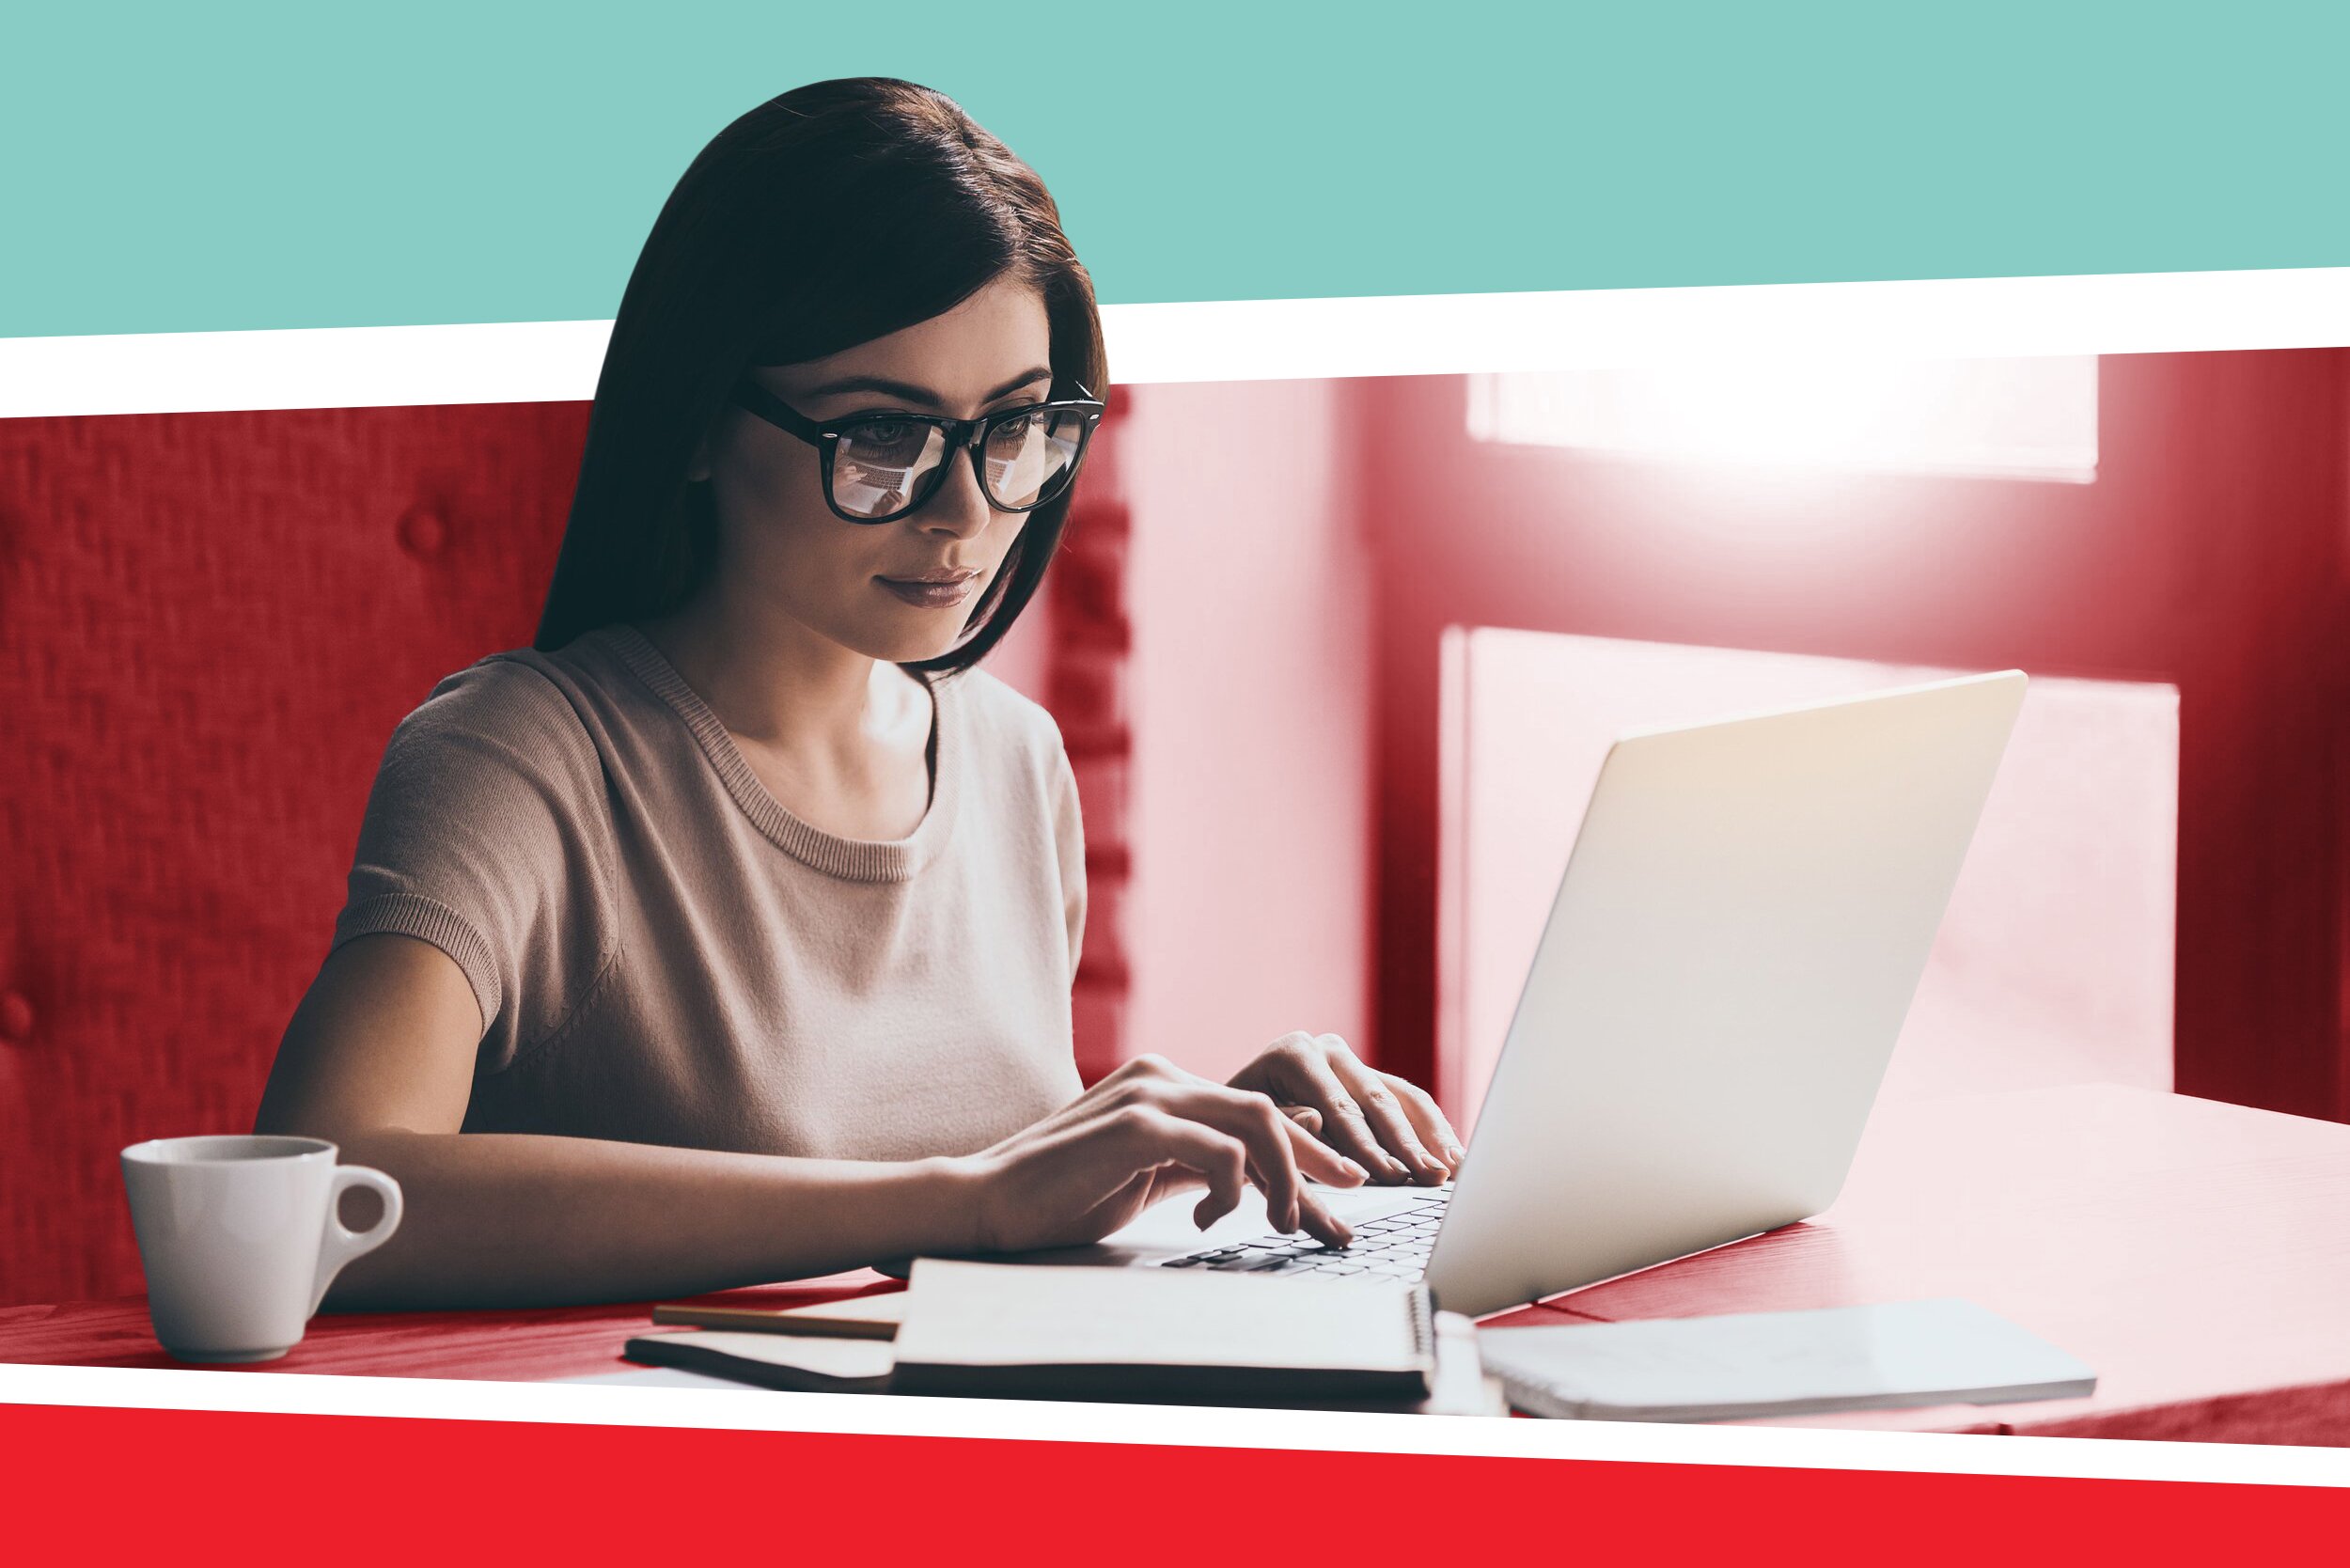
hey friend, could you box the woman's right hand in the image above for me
[955,1055,1370,1255]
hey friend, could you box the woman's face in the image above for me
[695,274,1057,666]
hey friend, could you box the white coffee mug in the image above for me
[120,1135,403,1363]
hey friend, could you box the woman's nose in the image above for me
[918,447,993,539]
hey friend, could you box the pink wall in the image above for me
[1119,381,1374,1081]
[977,573,1050,702]
[1084,369,2193,1116]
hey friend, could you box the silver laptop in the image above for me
[1073,669,2028,1318]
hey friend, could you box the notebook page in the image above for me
[897,1259,1424,1372]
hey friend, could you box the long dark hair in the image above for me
[535,78,1107,675]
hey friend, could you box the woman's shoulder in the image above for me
[400,646,586,737]
[379,641,619,795]
[944,666,1068,771]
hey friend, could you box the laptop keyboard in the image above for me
[1157,1187,1450,1281]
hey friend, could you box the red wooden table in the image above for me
[1486,1084,2350,1444]
[5,1084,2345,1443]
[0,1275,907,1383]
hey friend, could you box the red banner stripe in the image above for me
[4,1402,2342,1560]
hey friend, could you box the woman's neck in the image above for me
[635,587,916,760]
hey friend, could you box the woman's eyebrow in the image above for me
[793,367,1055,407]
[980,366,1056,401]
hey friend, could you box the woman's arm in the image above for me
[256,933,984,1309]
[258,934,1362,1310]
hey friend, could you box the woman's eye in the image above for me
[844,417,932,464]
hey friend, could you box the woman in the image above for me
[256,78,1462,1309]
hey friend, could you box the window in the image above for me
[1466,357,2100,482]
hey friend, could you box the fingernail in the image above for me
[1340,1159,1367,1181]
[1445,1144,1466,1164]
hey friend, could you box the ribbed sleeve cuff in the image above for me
[331,891,502,1034]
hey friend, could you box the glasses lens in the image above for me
[831,417,948,520]
[981,407,1090,510]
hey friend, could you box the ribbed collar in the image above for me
[600,623,960,884]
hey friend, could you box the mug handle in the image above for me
[308,1165,404,1316]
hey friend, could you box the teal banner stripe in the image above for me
[8,3,2346,339]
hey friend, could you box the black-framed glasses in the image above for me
[729,376,1105,525]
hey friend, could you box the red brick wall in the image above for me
[1048,391,1133,1081]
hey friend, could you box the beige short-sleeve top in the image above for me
[328,623,1087,1160]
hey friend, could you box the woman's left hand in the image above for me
[1227,1032,1465,1187]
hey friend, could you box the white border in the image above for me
[7,269,2350,1486]
[5,1362,2347,1489]
[3,267,2349,418]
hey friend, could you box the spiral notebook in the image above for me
[884,1258,1437,1405]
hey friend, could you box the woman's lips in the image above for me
[876,572,978,608]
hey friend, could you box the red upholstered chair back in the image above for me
[3,395,1135,1309]
[2,403,589,1305]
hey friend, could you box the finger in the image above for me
[1139,1113,1348,1245]
[1230,1031,1323,1102]
[1293,1185,1353,1249]
[1274,1042,1411,1182]
[1228,1038,1385,1184]
[1106,1106,1246,1230]
[1384,1073,1467,1172]
[1278,1110,1368,1187]
[1151,1084,1309,1234]
[1016,1051,1186,1146]
[1156,1062,1363,1184]
[1321,1036,1447,1184]
[1109,1062,1319,1223]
